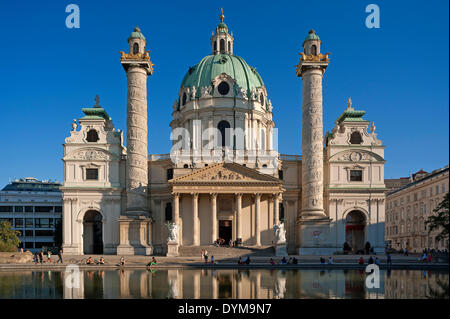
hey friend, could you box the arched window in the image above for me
[182,92,187,105]
[217,120,231,147]
[214,41,217,53]
[220,39,225,53]
[350,131,362,144]
[217,82,230,95]
[228,41,231,52]
[260,93,264,106]
[311,45,317,55]
[133,43,139,55]
[86,129,99,142]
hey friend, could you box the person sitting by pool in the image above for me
[146,257,157,268]
[98,257,105,265]
[86,257,94,265]
[358,257,365,265]
[237,257,243,265]
[210,255,215,264]
[292,257,298,265]
[245,256,250,265]
[270,258,276,265]
[328,257,333,264]
[281,257,287,264]
[319,257,326,264]
[119,256,125,266]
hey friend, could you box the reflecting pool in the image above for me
[0,268,448,299]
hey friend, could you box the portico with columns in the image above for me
[169,162,284,247]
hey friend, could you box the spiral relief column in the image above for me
[295,30,332,255]
[117,27,154,255]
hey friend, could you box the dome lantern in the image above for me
[211,8,234,55]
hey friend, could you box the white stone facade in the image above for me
[61,20,387,256]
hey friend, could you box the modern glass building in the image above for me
[0,177,62,252]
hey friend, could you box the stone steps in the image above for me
[178,245,274,257]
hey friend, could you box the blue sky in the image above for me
[0,0,448,184]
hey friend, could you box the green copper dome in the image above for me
[180,54,265,95]
[303,29,320,44]
[128,27,146,41]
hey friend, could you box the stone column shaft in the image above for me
[274,195,280,225]
[173,194,180,225]
[236,194,242,240]
[301,67,326,217]
[211,194,217,243]
[192,193,199,245]
[125,66,149,213]
[255,194,261,246]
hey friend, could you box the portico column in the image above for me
[236,193,243,242]
[274,194,280,225]
[211,193,217,244]
[192,193,199,246]
[173,193,180,225]
[255,193,261,246]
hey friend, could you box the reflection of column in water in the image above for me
[255,272,261,299]
[168,269,181,299]
[120,270,131,298]
[194,271,200,299]
[212,273,218,299]
[140,271,148,297]
[274,271,286,299]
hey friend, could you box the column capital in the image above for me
[172,192,180,198]
[210,193,218,199]
[235,193,243,198]
[191,192,199,200]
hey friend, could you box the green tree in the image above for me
[425,192,449,242]
[0,221,21,252]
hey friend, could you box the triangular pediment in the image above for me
[170,162,281,184]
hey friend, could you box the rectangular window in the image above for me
[350,170,363,182]
[442,184,446,193]
[24,242,34,249]
[24,206,33,213]
[278,170,284,180]
[35,218,51,228]
[0,206,13,213]
[14,218,24,228]
[436,185,439,195]
[35,230,54,237]
[54,206,62,213]
[14,206,24,213]
[35,206,53,213]
[414,193,418,201]
[25,230,34,237]
[25,218,34,228]
[407,195,410,203]
[86,168,99,180]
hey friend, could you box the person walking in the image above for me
[47,250,52,263]
[386,253,392,267]
[57,249,63,264]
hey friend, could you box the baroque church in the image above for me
[60,11,386,256]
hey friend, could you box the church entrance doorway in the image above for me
[219,220,232,245]
[83,210,103,254]
[345,210,366,254]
